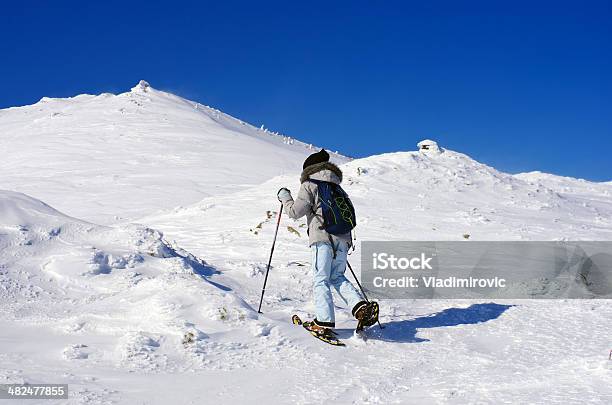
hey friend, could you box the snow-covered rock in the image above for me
[417,138,443,154]
[131,79,151,93]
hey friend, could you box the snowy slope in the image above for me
[1,83,611,404]
[1,141,609,404]
[0,190,292,403]
[0,81,347,224]
[144,145,612,263]
[515,171,612,225]
[139,145,612,403]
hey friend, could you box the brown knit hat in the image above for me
[303,149,330,170]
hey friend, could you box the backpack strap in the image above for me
[348,229,356,255]
[305,179,327,231]
[328,233,337,259]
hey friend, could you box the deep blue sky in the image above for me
[1,1,610,180]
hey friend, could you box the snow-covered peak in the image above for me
[0,83,348,224]
[131,79,151,93]
[417,139,443,155]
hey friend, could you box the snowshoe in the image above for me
[354,301,379,332]
[292,315,344,346]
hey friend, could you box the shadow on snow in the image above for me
[340,302,514,343]
[170,246,232,292]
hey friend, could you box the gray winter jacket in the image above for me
[280,162,352,247]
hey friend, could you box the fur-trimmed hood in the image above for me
[300,161,343,184]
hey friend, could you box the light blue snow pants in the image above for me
[311,240,363,326]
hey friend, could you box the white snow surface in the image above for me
[1,84,611,404]
[0,81,346,224]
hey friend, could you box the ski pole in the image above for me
[346,260,384,329]
[257,203,283,314]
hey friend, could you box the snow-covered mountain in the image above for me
[1,85,611,404]
[0,81,346,224]
[144,141,612,267]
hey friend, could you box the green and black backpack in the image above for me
[308,179,356,235]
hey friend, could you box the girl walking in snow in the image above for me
[277,149,378,339]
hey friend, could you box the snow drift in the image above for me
[0,190,278,377]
